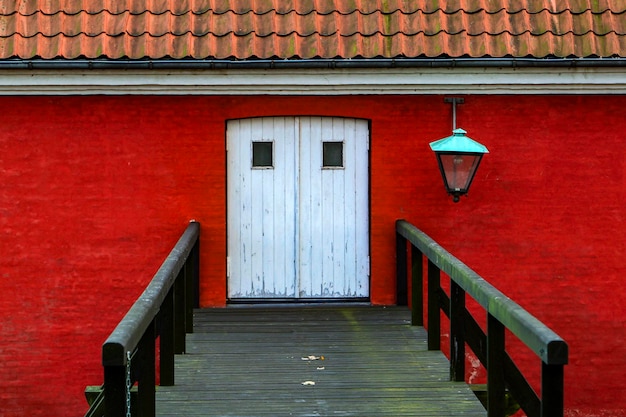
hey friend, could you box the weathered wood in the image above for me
[137,321,155,417]
[84,386,105,417]
[103,365,126,417]
[158,289,175,386]
[227,117,370,299]
[155,306,486,417]
[427,260,441,350]
[85,222,200,417]
[541,363,564,417]
[190,240,200,309]
[173,274,185,354]
[464,313,487,364]
[469,385,521,417]
[411,246,423,326]
[503,354,540,417]
[396,219,568,417]
[85,386,139,417]
[396,220,568,365]
[487,314,505,417]
[450,281,465,382]
[184,253,195,332]
[396,233,408,305]
[103,221,200,366]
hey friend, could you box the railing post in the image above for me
[411,246,423,326]
[541,363,564,417]
[450,280,465,381]
[174,271,186,354]
[137,321,156,417]
[103,364,126,417]
[184,255,194,334]
[396,229,408,306]
[159,287,175,386]
[427,260,441,350]
[487,313,506,417]
[192,238,200,309]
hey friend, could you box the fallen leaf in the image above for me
[316,366,325,370]
[301,381,316,386]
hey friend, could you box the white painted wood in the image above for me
[227,117,369,299]
[355,122,370,288]
[343,118,358,295]
[298,116,369,298]
[3,67,626,95]
[227,117,298,298]
[297,117,317,297]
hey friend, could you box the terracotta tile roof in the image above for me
[1,0,625,60]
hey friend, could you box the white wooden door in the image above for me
[227,117,369,299]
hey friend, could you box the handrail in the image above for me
[396,219,567,417]
[84,221,200,417]
[103,221,200,365]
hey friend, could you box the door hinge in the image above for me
[226,256,231,277]
[367,256,371,276]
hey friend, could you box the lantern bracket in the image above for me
[444,97,465,129]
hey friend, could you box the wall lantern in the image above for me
[429,128,489,202]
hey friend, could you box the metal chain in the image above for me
[125,351,132,417]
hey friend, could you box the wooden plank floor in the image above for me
[155,306,486,417]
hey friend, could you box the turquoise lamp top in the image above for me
[429,128,489,154]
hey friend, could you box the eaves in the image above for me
[1,58,626,95]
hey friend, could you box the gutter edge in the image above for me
[2,57,626,70]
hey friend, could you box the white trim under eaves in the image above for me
[1,67,626,95]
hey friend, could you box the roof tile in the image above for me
[0,1,625,60]
[4,1,626,16]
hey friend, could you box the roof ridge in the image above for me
[5,4,626,17]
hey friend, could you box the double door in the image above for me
[227,117,369,299]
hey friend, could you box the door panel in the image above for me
[227,118,298,298]
[227,117,369,299]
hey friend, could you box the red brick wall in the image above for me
[0,95,624,416]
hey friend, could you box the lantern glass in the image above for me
[437,152,483,194]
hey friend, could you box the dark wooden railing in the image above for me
[84,221,200,417]
[396,219,568,417]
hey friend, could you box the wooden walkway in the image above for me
[155,306,486,417]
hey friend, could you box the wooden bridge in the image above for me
[84,221,568,417]
[154,306,486,417]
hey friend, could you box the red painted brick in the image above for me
[0,95,624,416]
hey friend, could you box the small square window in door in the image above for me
[323,141,343,168]
[252,141,273,168]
